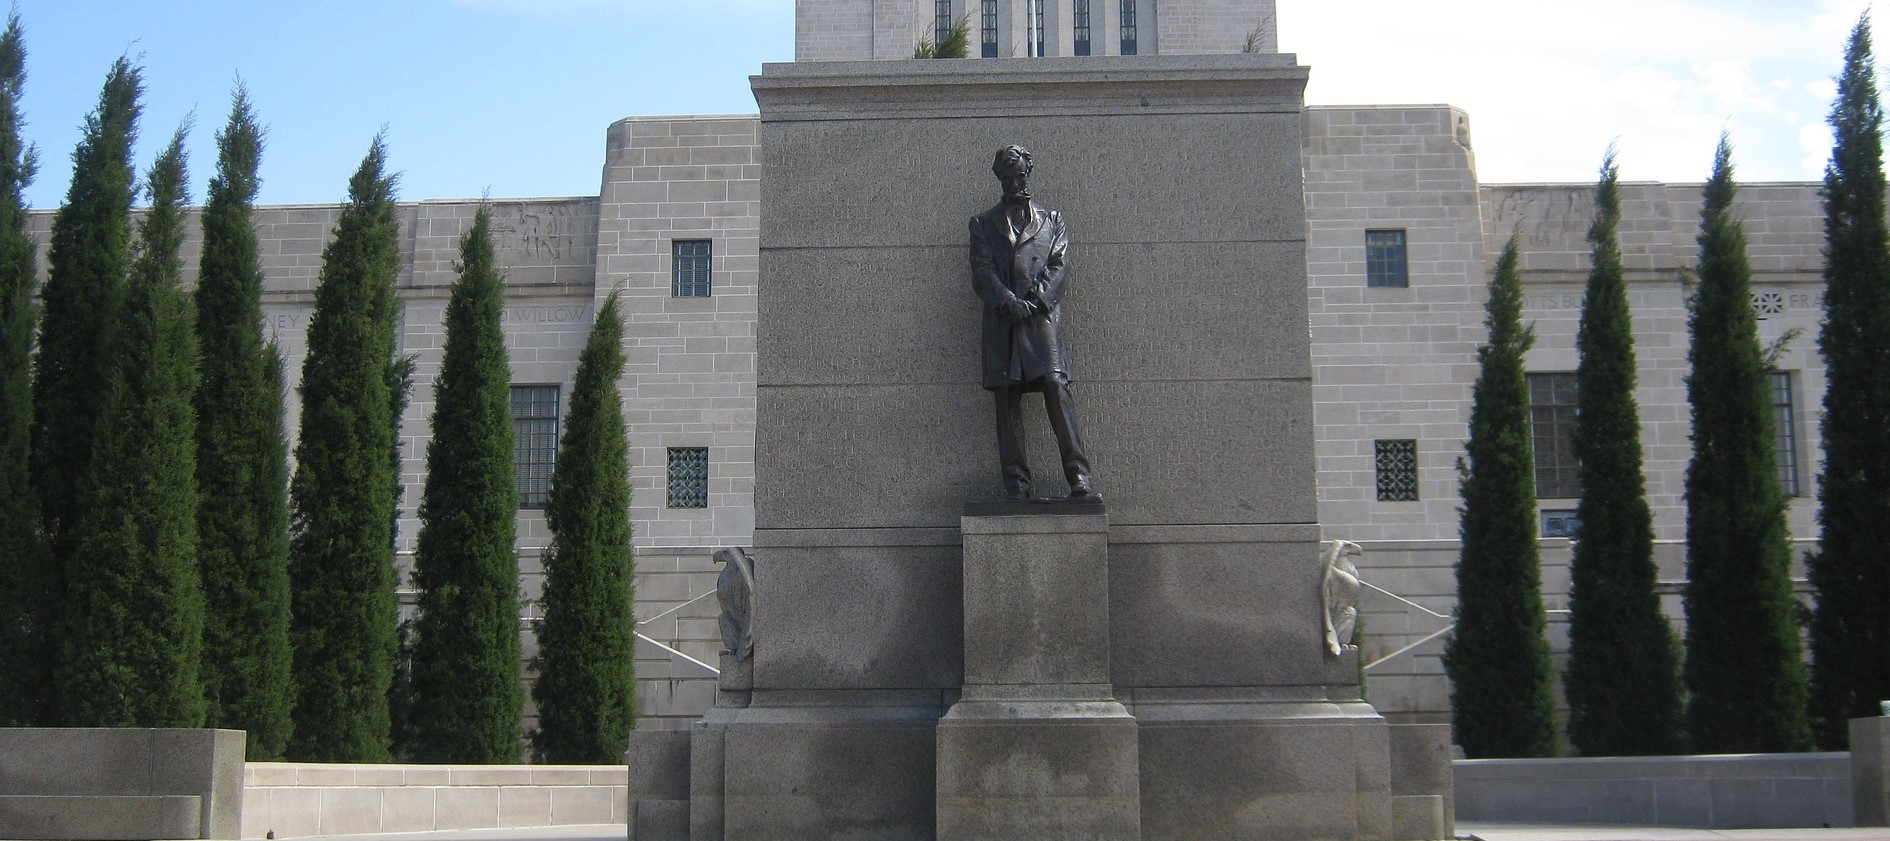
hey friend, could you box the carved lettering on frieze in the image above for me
[1523,293,1580,312]
[500,305,592,324]
[1489,188,1589,249]
[261,311,307,336]
[489,202,577,261]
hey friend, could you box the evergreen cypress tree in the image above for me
[288,138,402,761]
[195,88,295,758]
[30,56,140,725]
[1563,150,1686,756]
[60,127,205,726]
[385,351,416,755]
[0,11,42,726]
[1444,234,1561,758]
[1683,135,1814,753]
[405,207,522,762]
[1809,15,1890,749]
[532,293,637,763]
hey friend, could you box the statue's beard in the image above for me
[1003,188,1032,204]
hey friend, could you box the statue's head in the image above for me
[992,144,1033,178]
[992,144,1033,201]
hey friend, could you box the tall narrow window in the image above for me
[1527,373,1580,499]
[936,0,954,46]
[1375,440,1419,501]
[1026,0,1045,56]
[1365,229,1409,288]
[672,239,712,297]
[981,0,998,57]
[512,385,560,509]
[1073,0,1091,55]
[1120,0,1138,55]
[667,447,710,509]
[1772,371,1801,497]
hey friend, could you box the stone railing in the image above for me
[241,763,627,838]
[1456,752,1851,828]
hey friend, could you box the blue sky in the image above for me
[15,0,793,209]
[10,1,1867,209]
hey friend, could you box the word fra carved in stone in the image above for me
[714,546,757,661]
[1321,539,1363,657]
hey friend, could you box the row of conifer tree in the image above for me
[1446,16,1890,758]
[0,14,638,764]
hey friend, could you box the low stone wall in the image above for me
[1455,753,1852,829]
[0,728,246,840]
[241,763,627,839]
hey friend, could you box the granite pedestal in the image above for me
[625,53,1451,841]
[936,511,1139,841]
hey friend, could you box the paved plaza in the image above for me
[264,822,1890,841]
[1460,823,1890,841]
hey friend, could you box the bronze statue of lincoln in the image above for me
[969,145,1098,503]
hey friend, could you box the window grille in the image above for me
[1365,229,1409,288]
[981,0,998,57]
[1375,439,1419,501]
[936,0,954,45]
[667,447,710,509]
[1527,373,1579,499]
[672,240,712,298]
[511,385,559,509]
[1772,371,1800,497]
[1073,0,1091,55]
[1026,0,1044,56]
[1120,0,1137,54]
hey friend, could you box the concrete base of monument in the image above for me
[670,695,945,841]
[1133,691,1396,841]
[935,699,1141,841]
[632,696,1454,841]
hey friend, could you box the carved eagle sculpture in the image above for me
[1320,539,1364,657]
[713,546,757,661]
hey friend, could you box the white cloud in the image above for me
[1278,0,1855,182]
[1800,122,1833,174]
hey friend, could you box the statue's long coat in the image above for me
[969,200,1072,391]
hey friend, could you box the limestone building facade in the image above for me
[27,0,1830,739]
[795,0,1276,61]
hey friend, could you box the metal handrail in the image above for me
[635,589,722,675]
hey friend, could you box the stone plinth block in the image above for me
[1389,723,1454,840]
[1109,524,1354,689]
[747,534,964,690]
[961,512,1111,691]
[936,701,1140,841]
[711,700,942,841]
[1855,716,1890,826]
[624,729,689,841]
[0,794,202,840]
[1132,695,1393,841]
[0,727,245,839]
